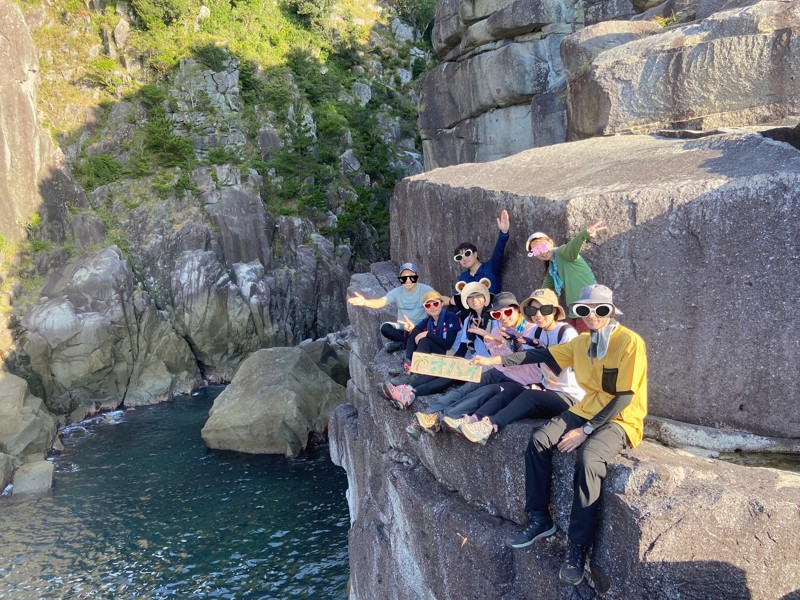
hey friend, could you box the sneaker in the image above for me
[415,412,440,435]
[460,417,495,445]
[384,341,404,353]
[383,383,415,410]
[559,542,589,585]
[505,514,556,549]
[442,414,475,432]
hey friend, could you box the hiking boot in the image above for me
[460,417,496,445]
[505,514,556,549]
[559,541,589,585]
[415,412,440,435]
[442,414,475,433]
[384,341,404,353]
[382,382,415,410]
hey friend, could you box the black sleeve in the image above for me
[588,392,634,428]
[453,343,468,358]
[409,324,426,339]
[501,347,562,376]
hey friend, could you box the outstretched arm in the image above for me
[348,292,388,309]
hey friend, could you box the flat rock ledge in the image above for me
[329,266,800,600]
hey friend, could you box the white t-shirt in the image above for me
[536,323,585,401]
[385,283,434,325]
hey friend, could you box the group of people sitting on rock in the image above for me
[347,209,648,588]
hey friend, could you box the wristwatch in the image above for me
[582,423,594,436]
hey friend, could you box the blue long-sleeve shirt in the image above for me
[456,231,509,295]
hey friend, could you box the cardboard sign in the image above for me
[409,352,482,383]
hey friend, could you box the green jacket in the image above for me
[541,229,597,316]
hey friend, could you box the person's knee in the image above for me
[529,427,551,453]
[575,447,607,478]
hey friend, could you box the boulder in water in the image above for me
[11,459,54,495]
[201,347,346,457]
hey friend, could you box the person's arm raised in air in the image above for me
[560,220,607,262]
[487,209,511,276]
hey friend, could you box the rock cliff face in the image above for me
[564,1,800,140]
[420,0,800,168]
[330,262,800,599]
[421,0,637,168]
[0,2,372,419]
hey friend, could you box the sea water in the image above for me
[0,386,350,599]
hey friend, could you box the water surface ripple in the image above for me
[0,387,350,599]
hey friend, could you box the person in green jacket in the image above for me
[526,221,606,333]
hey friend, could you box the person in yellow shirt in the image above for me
[471,284,647,587]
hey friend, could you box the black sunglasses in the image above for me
[398,275,419,284]
[453,249,474,262]
[523,304,555,317]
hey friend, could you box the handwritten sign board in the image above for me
[409,352,482,383]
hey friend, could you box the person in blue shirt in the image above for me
[450,209,510,313]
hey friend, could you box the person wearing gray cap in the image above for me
[348,262,434,352]
[472,284,647,587]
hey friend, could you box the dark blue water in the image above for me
[0,387,350,599]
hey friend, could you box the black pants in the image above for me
[525,411,627,548]
[380,323,407,343]
[408,374,458,397]
[405,336,446,361]
[476,387,575,430]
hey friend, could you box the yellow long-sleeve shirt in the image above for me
[548,325,648,448]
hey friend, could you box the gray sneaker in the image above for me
[505,515,556,549]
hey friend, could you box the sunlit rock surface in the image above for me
[565,1,800,139]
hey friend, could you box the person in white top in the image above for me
[460,288,585,444]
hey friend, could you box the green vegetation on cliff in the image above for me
[20,0,435,266]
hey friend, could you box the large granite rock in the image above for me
[421,0,637,169]
[11,459,54,495]
[19,247,199,414]
[0,372,56,459]
[392,130,800,439]
[330,269,800,599]
[564,1,800,139]
[201,347,346,456]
